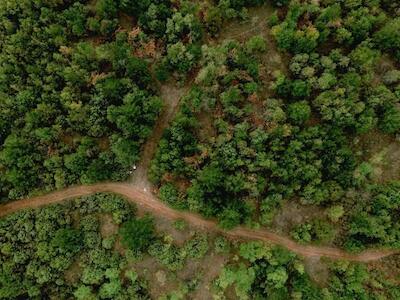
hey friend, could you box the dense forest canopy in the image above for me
[149,0,400,250]
[0,0,169,199]
[1,0,400,298]
[0,0,285,200]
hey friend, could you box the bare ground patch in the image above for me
[99,214,119,238]
[303,256,330,287]
[130,256,181,298]
[211,4,289,75]
[272,200,324,235]
[368,254,400,285]
[190,253,229,300]
[64,259,82,285]
[118,12,135,31]
[353,130,400,183]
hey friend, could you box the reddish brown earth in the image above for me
[0,182,396,262]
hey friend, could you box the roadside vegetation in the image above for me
[1,193,399,299]
[150,0,400,252]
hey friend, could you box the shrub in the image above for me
[119,216,155,252]
[287,101,312,125]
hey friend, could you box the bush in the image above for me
[51,228,82,254]
[166,42,198,74]
[159,183,187,209]
[291,219,335,244]
[374,18,400,61]
[327,205,344,223]
[245,35,267,55]
[380,106,400,134]
[287,101,312,125]
[119,216,155,252]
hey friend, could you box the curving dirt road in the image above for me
[0,182,396,262]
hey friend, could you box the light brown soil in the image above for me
[118,12,135,31]
[211,5,274,44]
[64,259,82,285]
[0,182,396,262]
[131,256,181,298]
[303,256,330,287]
[272,200,324,234]
[137,209,193,246]
[191,253,228,300]
[99,214,118,238]
[368,254,400,285]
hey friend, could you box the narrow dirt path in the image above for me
[0,183,396,262]
[130,82,188,190]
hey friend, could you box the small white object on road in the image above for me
[133,165,137,170]
[144,188,147,192]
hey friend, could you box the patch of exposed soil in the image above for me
[190,253,228,300]
[126,233,226,299]
[272,200,324,235]
[137,208,194,246]
[375,54,398,80]
[211,4,289,75]
[118,12,136,31]
[197,111,217,143]
[303,256,330,287]
[354,130,400,183]
[131,256,181,298]
[368,254,400,285]
[64,259,82,285]
[99,214,118,238]
[211,5,273,43]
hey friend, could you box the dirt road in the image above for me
[0,183,396,262]
[130,82,188,189]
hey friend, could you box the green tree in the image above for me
[74,286,96,300]
[380,106,400,134]
[217,264,255,300]
[327,205,344,223]
[374,18,400,60]
[51,228,82,254]
[287,101,311,125]
[245,35,267,55]
[107,89,162,139]
[119,216,155,252]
